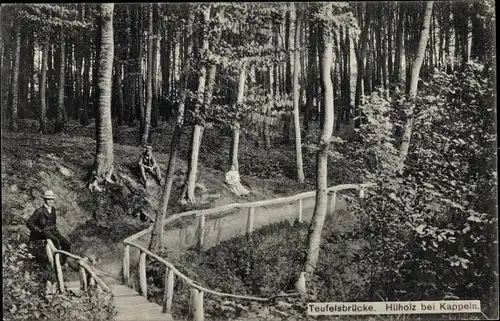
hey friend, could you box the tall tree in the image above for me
[141,4,154,145]
[292,5,305,183]
[398,1,434,171]
[149,9,194,252]
[9,23,20,132]
[230,61,247,172]
[354,3,370,128]
[89,3,115,191]
[39,41,49,134]
[54,29,66,133]
[302,3,335,280]
[304,14,316,131]
[182,5,213,205]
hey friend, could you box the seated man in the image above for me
[26,190,71,265]
[139,145,162,187]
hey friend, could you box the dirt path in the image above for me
[132,194,351,259]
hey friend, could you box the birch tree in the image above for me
[398,1,434,172]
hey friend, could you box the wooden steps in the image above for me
[112,284,174,321]
[65,278,175,321]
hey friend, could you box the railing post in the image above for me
[139,251,147,299]
[196,290,204,321]
[45,241,54,268]
[329,192,337,213]
[359,188,365,199]
[190,287,204,321]
[123,244,130,286]
[163,268,175,313]
[79,266,87,291]
[298,198,303,223]
[197,215,205,249]
[54,253,65,293]
[246,207,255,235]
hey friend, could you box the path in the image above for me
[134,193,352,257]
[80,191,354,320]
[66,276,174,321]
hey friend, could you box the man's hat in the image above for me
[43,190,55,199]
[144,145,153,151]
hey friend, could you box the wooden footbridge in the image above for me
[45,183,374,321]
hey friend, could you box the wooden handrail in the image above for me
[124,240,298,302]
[124,183,375,243]
[120,181,375,321]
[45,241,111,293]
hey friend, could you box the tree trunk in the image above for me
[28,35,36,116]
[92,29,101,119]
[9,24,20,132]
[151,4,160,128]
[39,41,49,134]
[141,4,154,145]
[74,4,84,120]
[149,11,194,252]
[387,3,394,80]
[55,29,66,133]
[303,16,334,280]
[292,10,305,183]
[354,4,370,128]
[393,3,404,84]
[90,3,115,189]
[18,33,29,119]
[230,62,247,172]
[263,64,272,149]
[114,60,125,126]
[161,19,172,121]
[282,8,293,143]
[304,16,316,132]
[81,33,90,126]
[182,5,211,205]
[399,1,433,172]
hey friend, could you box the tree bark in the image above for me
[354,4,370,128]
[282,7,293,143]
[141,4,154,145]
[182,5,211,205]
[9,24,20,132]
[55,29,66,133]
[399,1,433,172]
[90,3,115,190]
[149,11,194,252]
[393,2,404,84]
[303,15,334,279]
[304,16,316,132]
[161,18,172,121]
[151,3,160,128]
[230,62,247,172]
[81,31,91,126]
[39,41,49,134]
[292,9,305,183]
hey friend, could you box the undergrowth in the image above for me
[2,231,116,321]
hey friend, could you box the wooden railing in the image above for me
[44,239,111,294]
[122,182,375,321]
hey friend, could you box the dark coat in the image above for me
[26,206,58,242]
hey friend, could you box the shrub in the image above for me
[2,233,116,321]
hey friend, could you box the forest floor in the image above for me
[1,119,485,321]
[1,119,325,282]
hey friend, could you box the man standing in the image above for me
[26,190,71,265]
[138,145,163,187]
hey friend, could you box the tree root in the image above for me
[87,166,115,192]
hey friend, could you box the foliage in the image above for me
[2,233,116,321]
[337,62,497,317]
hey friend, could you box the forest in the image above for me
[1,2,497,321]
